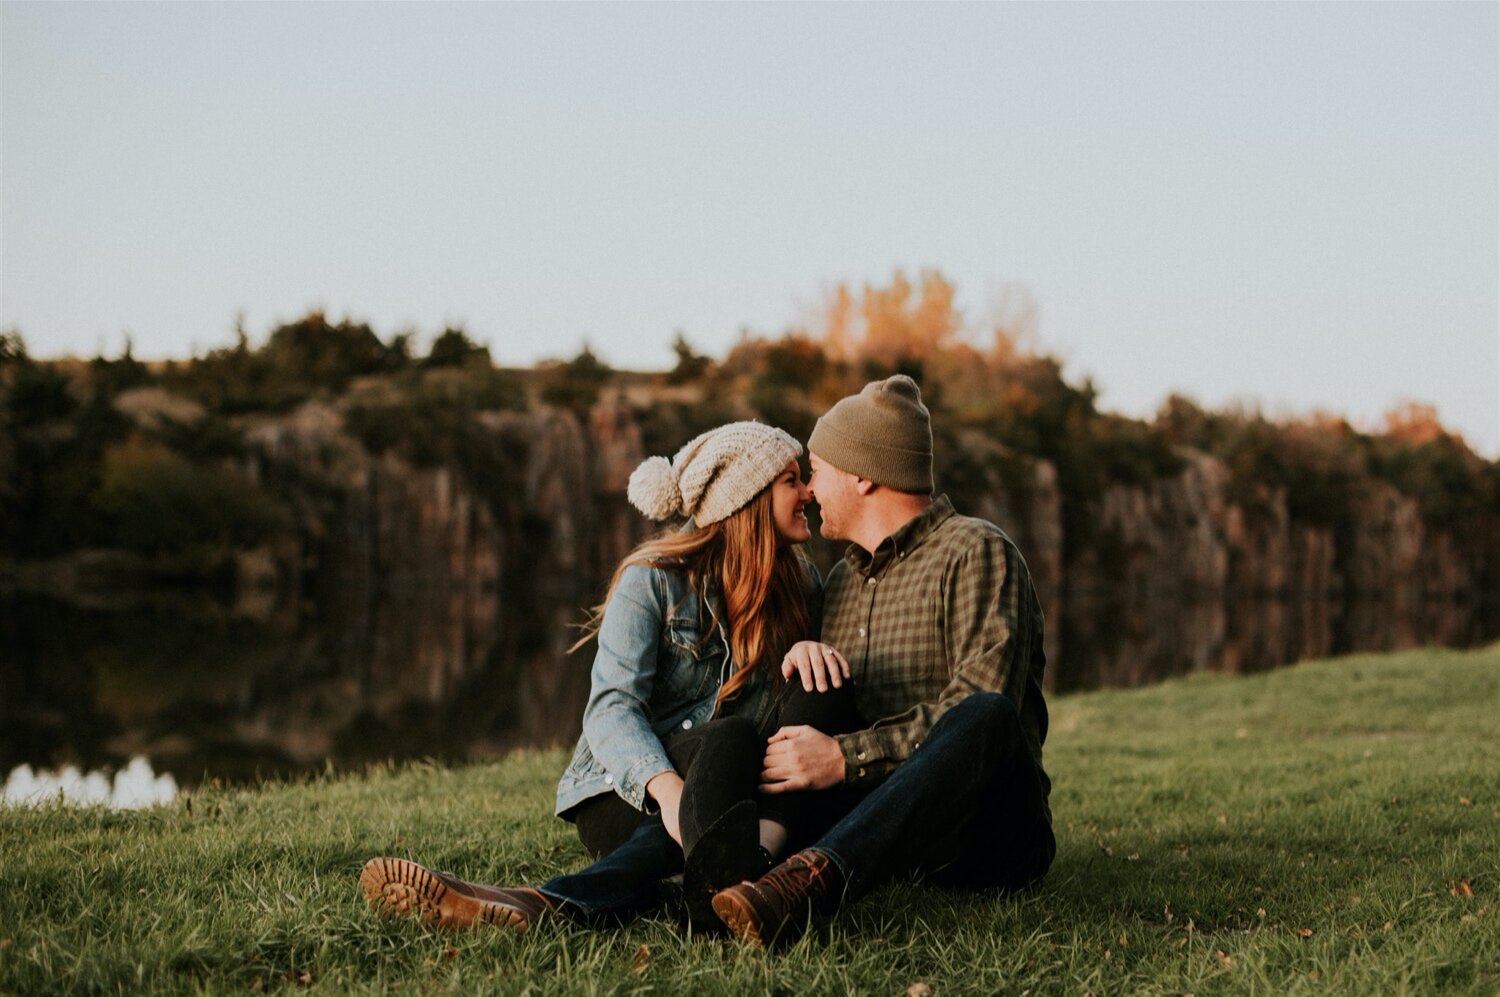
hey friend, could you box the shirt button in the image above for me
[858,767,866,778]
[681,719,693,730]
[604,774,613,784]
[867,577,876,586]
[858,628,866,637]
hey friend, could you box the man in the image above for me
[712,373,1054,945]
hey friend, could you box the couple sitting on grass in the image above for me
[361,375,1055,946]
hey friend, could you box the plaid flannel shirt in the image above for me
[822,495,1050,792]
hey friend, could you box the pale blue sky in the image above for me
[3,2,1496,454]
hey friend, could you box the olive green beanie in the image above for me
[808,375,933,493]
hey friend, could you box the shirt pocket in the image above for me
[660,614,724,704]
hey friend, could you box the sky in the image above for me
[3,2,1497,455]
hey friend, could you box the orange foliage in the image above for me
[1383,401,1450,446]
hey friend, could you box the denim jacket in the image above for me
[555,559,822,818]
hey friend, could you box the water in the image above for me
[2,588,1494,789]
[3,757,177,809]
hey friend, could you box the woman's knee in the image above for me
[683,715,761,768]
[777,680,864,733]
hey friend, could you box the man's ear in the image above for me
[854,477,877,496]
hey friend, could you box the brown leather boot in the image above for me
[710,849,839,946]
[359,856,555,931]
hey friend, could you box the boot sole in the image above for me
[710,888,770,947]
[359,856,530,931]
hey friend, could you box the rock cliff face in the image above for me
[229,398,1496,726]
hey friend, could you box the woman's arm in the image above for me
[580,565,679,812]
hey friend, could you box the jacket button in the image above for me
[856,751,866,760]
[681,719,693,730]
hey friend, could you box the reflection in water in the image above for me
[1,585,1494,788]
[1054,589,1496,692]
[3,757,177,809]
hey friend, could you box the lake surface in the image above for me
[3,588,1494,789]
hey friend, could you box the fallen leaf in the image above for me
[1452,880,1475,898]
[292,969,313,986]
[1459,796,1473,806]
[1100,845,1114,857]
[1118,931,1128,947]
[0,937,10,949]
[1215,949,1233,969]
[907,983,934,997]
[632,943,651,974]
[1297,927,1313,939]
[1257,908,1266,919]
[1216,814,1227,826]
[441,945,459,961]
[1164,902,1175,922]
[1382,920,1392,930]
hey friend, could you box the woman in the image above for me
[360,421,857,932]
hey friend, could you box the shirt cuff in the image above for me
[621,754,674,810]
[836,731,888,786]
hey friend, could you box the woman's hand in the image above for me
[781,640,850,692]
[645,770,685,846]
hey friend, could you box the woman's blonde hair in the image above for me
[572,484,810,708]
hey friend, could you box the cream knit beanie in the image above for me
[627,421,802,525]
[807,374,933,493]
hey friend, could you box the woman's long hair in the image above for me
[572,485,810,708]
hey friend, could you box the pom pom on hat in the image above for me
[627,455,683,521]
[626,421,802,525]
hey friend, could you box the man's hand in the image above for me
[645,770,685,845]
[781,640,850,692]
[761,725,845,792]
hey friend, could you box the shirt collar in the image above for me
[843,494,955,578]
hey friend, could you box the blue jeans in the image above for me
[813,691,1054,901]
[536,814,682,920]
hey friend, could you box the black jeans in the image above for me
[540,680,863,919]
[813,691,1055,901]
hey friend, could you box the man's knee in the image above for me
[944,691,1018,730]
[928,692,1027,762]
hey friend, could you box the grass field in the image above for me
[3,645,1497,994]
